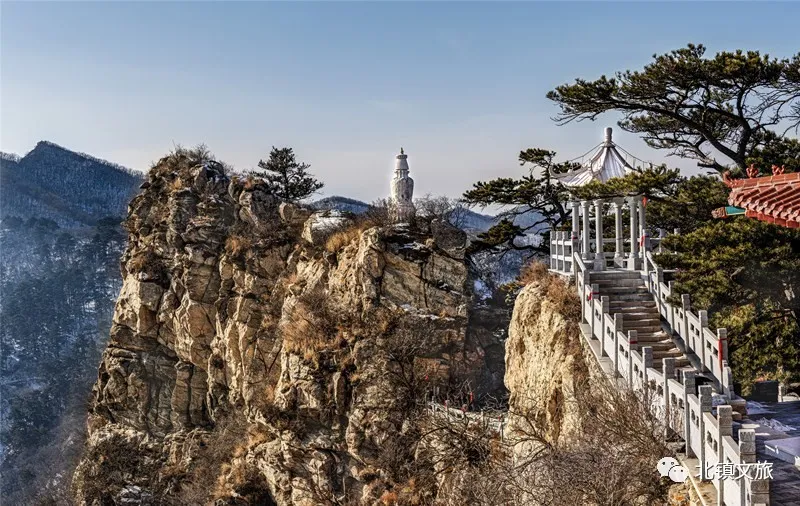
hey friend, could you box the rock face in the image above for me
[504,267,594,446]
[72,151,504,505]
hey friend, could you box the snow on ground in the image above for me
[754,417,797,433]
[746,400,775,416]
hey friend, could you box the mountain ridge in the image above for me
[0,141,143,227]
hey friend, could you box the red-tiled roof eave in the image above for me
[730,183,800,211]
[725,171,800,189]
[725,172,800,228]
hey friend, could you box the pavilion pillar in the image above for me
[581,200,591,260]
[638,196,649,256]
[593,199,605,271]
[627,196,639,270]
[612,199,624,265]
[571,200,580,240]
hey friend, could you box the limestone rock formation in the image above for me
[504,267,595,446]
[72,150,505,505]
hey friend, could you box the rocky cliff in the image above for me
[504,263,594,446]
[72,149,505,505]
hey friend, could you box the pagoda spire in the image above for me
[390,147,415,222]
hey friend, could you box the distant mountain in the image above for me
[0,141,142,502]
[0,141,143,228]
[311,196,371,214]
[311,195,500,233]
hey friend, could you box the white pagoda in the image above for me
[390,148,415,222]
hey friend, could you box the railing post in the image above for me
[663,357,675,382]
[683,370,697,458]
[613,313,622,375]
[739,428,770,504]
[716,405,733,504]
[642,346,653,389]
[657,228,667,253]
[717,328,729,373]
[721,360,734,400]
[663,357,675,436]
[571,236,580,278]
[698,310,708,369]
[681,294,691,349]
[600,295,609,355]
[628,330,638,386]
[590,283,599,336]
[698,385,713,480]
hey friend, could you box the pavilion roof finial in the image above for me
[400,147,404,155]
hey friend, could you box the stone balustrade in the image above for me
[551,235,771,506]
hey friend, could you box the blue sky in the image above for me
[3,1,799,201]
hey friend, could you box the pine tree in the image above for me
[547,44,800,173]
[255,147,323,202]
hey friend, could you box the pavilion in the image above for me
[551,127,650,271]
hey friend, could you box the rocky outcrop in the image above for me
[504,265,595,446]
[72,150,505,505]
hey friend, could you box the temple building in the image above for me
[713,166,800,228]
[390,147,415,222]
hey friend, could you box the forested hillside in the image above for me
[0,141,141,227]
[0,143,142,503]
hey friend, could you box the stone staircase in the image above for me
[591,270,690,372]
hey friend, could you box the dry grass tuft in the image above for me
[516,260,581,323]
[324,226,362,253]
[517,260,549,286]
[281,290,343,367]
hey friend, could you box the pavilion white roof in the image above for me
[553,127,636,187]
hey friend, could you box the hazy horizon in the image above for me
[3,1,799,202]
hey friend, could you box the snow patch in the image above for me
[754,417,796,433]
[473,279,492,301]
[745,401,774,416]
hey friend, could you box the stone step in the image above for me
[589,270,641,280]
[653,349,685,360]
[635,331,670,340]
[623,324,663,333]
[608,308,658,316]
[646,341,677,352]
[593,278,646,287]
[609,301,657,309]
[606,294,655,302]
[619,313,661,322]
[608,300,660,312]
[673,358,691,368]
[600,286,651,294]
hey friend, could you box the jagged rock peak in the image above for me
[72,149,506,505]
